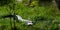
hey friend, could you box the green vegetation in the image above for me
[0,0,60,30]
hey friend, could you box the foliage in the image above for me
[0,0,60,30]
[0,0,13,6]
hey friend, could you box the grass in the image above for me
[0,3,60,30]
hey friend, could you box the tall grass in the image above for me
[0,2,60,30]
